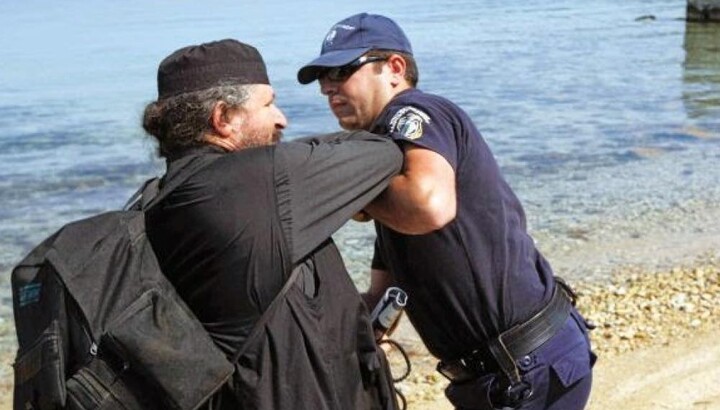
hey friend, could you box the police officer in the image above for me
[143,39,400,409]
[298,14,596,410]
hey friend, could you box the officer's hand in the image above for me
[352,210,373,222]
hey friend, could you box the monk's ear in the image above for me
[209,101,236,139]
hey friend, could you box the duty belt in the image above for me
[437,279,575,386]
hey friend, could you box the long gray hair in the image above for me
[142,84,253,158]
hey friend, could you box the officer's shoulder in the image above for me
[392,89,454,111]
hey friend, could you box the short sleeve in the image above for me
[384,102,458,170]
[370,237,387,271]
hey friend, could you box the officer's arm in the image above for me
[362,268,396,309]
[364,145,456,235]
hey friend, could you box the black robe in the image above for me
[146,131,402,409]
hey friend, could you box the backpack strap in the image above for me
[123,178,160,211]
[230,264,304,364]
[124,152,222,211]
[140,178,161,210]
[126,149,301,365]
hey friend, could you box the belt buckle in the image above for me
[437,350,487,383]
[504,380,533,406]
[437,360,474,383]
[463,349,487,373]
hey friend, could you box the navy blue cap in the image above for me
[297,13,413,84]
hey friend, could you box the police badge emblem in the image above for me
[398,114,424,140]
[326,24,355,46]
[325,29,337,45]
[389,106,431,140]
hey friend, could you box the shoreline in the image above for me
[532,196,720,283]
[1,204,719,409]
[335,142,720,288]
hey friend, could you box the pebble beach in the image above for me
[382,252,720,410]
[0,208,720,410]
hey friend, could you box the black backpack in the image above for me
[12,156,234,410]
[12,153,401,410]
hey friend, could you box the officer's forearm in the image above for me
[362,268,395,309]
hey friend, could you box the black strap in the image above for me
[124,153,222,212]
[140,178,161,210]
[487,282,572,385]
[437,279,574,387]
[230,265,303,364]
[125,150,302,367]
[123,178,159,211]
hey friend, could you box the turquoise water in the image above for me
[1,1,719,299]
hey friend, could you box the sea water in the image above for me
[1,0,719,312]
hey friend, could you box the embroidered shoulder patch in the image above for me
[389,106,431,140]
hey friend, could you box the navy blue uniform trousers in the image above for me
[445,310,595,410]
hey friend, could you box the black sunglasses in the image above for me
[319,56,388,82]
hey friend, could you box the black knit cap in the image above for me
[157,39,270,100]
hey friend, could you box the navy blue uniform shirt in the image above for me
[370,89,555,361]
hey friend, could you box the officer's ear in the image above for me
[387,54,407,87]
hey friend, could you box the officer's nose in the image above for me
[319,78,337,96]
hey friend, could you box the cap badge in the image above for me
[325,29,337,45]
[325,24,356,45]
